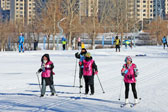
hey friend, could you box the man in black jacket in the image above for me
[75,48,87,88]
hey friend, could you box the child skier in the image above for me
[75,48,87,88]
[121,56,139,104]
[37,54,56,97]
[80,52,98,95]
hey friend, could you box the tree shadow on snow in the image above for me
[28,83,79,88]
[59,96,122,105]
[25,89,81,95]
[0,99,133,112]
[0,93,38,97]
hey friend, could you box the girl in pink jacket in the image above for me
[121,56,139,104]
[80,52,98,95]
[38,54,56,97]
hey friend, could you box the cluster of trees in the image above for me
[0,0,167,51]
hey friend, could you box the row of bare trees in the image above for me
[0,0,168,51]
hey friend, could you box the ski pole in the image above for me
[96,75,105,93]
[36,72,41,91]
[118,78,124,101]
[73,58,77,87]
[136,79,142,100]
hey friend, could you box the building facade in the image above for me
[10,0,35,24]
[136,0,154,21]
[80,0,98,17]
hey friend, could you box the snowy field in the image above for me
[0,46,168,112]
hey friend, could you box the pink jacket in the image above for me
[41,61,54,78]
[83,59,94,76]
[121,63,138,83]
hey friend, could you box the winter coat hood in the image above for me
[41,54,50,63]
[80,48,87,55]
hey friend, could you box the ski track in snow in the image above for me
[0,46,168,112]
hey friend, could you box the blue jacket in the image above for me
[19,36,24,44]
[162,37,167,44]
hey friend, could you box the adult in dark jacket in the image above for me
[34,40,38,50]
[75,48,87,88]
[37,54,56,97]
[114,36,121,52]
[80,52,98,95]
[162,36,167,49]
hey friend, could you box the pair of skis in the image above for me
[120,102,139,108]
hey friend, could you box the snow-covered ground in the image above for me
[0,46,168,112]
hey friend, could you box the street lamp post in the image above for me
[57,17,66,50]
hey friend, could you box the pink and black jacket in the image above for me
[121,63,138,83]
[80,57,98,76]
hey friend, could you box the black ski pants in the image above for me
[125,82,138,99]
[84,76,94,94]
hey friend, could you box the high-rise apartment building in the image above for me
[153,0,165,18]
[0,0,10,10]
[10,0,25,23]
[25,0,35,24]
[165,0,168,14]
[80,0,98,17]
[10,0,35,24]
[136,0,154,21]
[0,0,10,21]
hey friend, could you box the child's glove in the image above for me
[79,61,82,66]
[124,69,128,74]
[94,71,98,75]
[121,73,125,76]
[45,65,50,68]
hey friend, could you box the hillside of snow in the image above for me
[0,46,168,112]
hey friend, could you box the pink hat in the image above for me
[125,56,132,62]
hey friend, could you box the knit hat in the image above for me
[85,52,91,57]
[125,56,132,62]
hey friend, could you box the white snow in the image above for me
[0,46,168,112]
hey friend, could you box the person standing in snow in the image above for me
[114,36,121,52]
[80,52,98,95]
[162,36,167,49]
[37,54,56,97]
[18,33,24,53]
[61,36,67,50]
[75,48,87,88]
[77,37,81,50]
[121,56,139,104]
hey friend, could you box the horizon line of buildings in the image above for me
[0,0,168,25]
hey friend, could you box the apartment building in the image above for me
[136,0,154,21]
[1,0,10,10]
[10,0,35,24]
[25,0,35,24]
[80,0,98,17]
[0,0,10,21]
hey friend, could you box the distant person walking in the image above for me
[114,36,121,52]
[78,37,81,50]
[34,40,38,50]
[81,42,85,49]
[162,36,167,49]
[62,36,67,50]
[18,33,24,53]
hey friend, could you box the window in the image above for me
[143,14,146,16]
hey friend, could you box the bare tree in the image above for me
[147,17,168,45]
